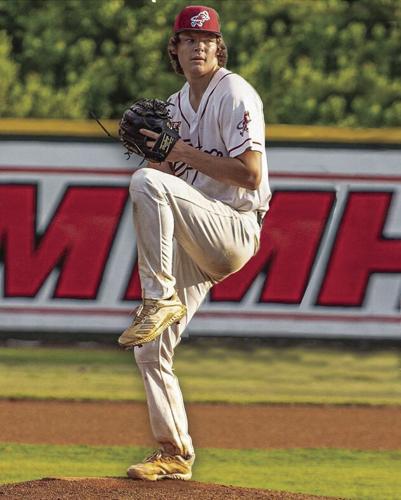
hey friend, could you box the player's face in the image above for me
[176,31,219,77]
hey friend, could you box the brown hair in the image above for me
[167,33,228,75]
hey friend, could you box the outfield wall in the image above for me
[0,123,400,339]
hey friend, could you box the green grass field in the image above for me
[1,340,401,499]
[1,340,400,404]
[1,444,401,500]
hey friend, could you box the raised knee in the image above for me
[129,167,159,196]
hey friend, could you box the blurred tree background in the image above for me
[0,0,400,126]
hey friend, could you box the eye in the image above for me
[203,38,217,46]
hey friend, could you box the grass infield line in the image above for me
[1,344,400,405]
[1,443,400,500]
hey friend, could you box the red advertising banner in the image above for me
[0,139,400,338]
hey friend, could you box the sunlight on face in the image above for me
[177,31,219,77]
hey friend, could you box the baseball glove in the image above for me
[119,98,180,162]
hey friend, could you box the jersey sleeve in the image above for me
[219,84,266,158]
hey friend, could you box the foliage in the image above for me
[0,0,400,126]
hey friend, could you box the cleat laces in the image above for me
[131,302,158,326]
[144,449,175,463]
[144,450,163,463]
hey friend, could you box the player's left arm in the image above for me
[140,129,261,190]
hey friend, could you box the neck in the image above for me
[186,67,220,106]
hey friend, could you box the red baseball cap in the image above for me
[173,5,221,35]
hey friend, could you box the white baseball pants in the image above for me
[129,167,260,457]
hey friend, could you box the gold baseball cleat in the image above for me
[127,449,195,481]
[118,292,186,349]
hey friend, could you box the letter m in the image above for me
[0,184,127,299]
[211,191,335,303]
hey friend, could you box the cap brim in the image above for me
[175,28,221,35]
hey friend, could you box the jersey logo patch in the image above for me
[191,10,210,28]
[237,111,251,136]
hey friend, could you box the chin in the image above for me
[189,64,215,77]
[192,66,207,74]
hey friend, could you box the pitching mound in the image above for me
[0,477,340,499]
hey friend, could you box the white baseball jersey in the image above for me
[130,68,271,460]
[167,67,271,214]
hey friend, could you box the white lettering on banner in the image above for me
[0,141,400,339]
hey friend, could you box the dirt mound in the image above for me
[0,477,341,499]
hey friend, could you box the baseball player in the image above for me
[119,5,271,480]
